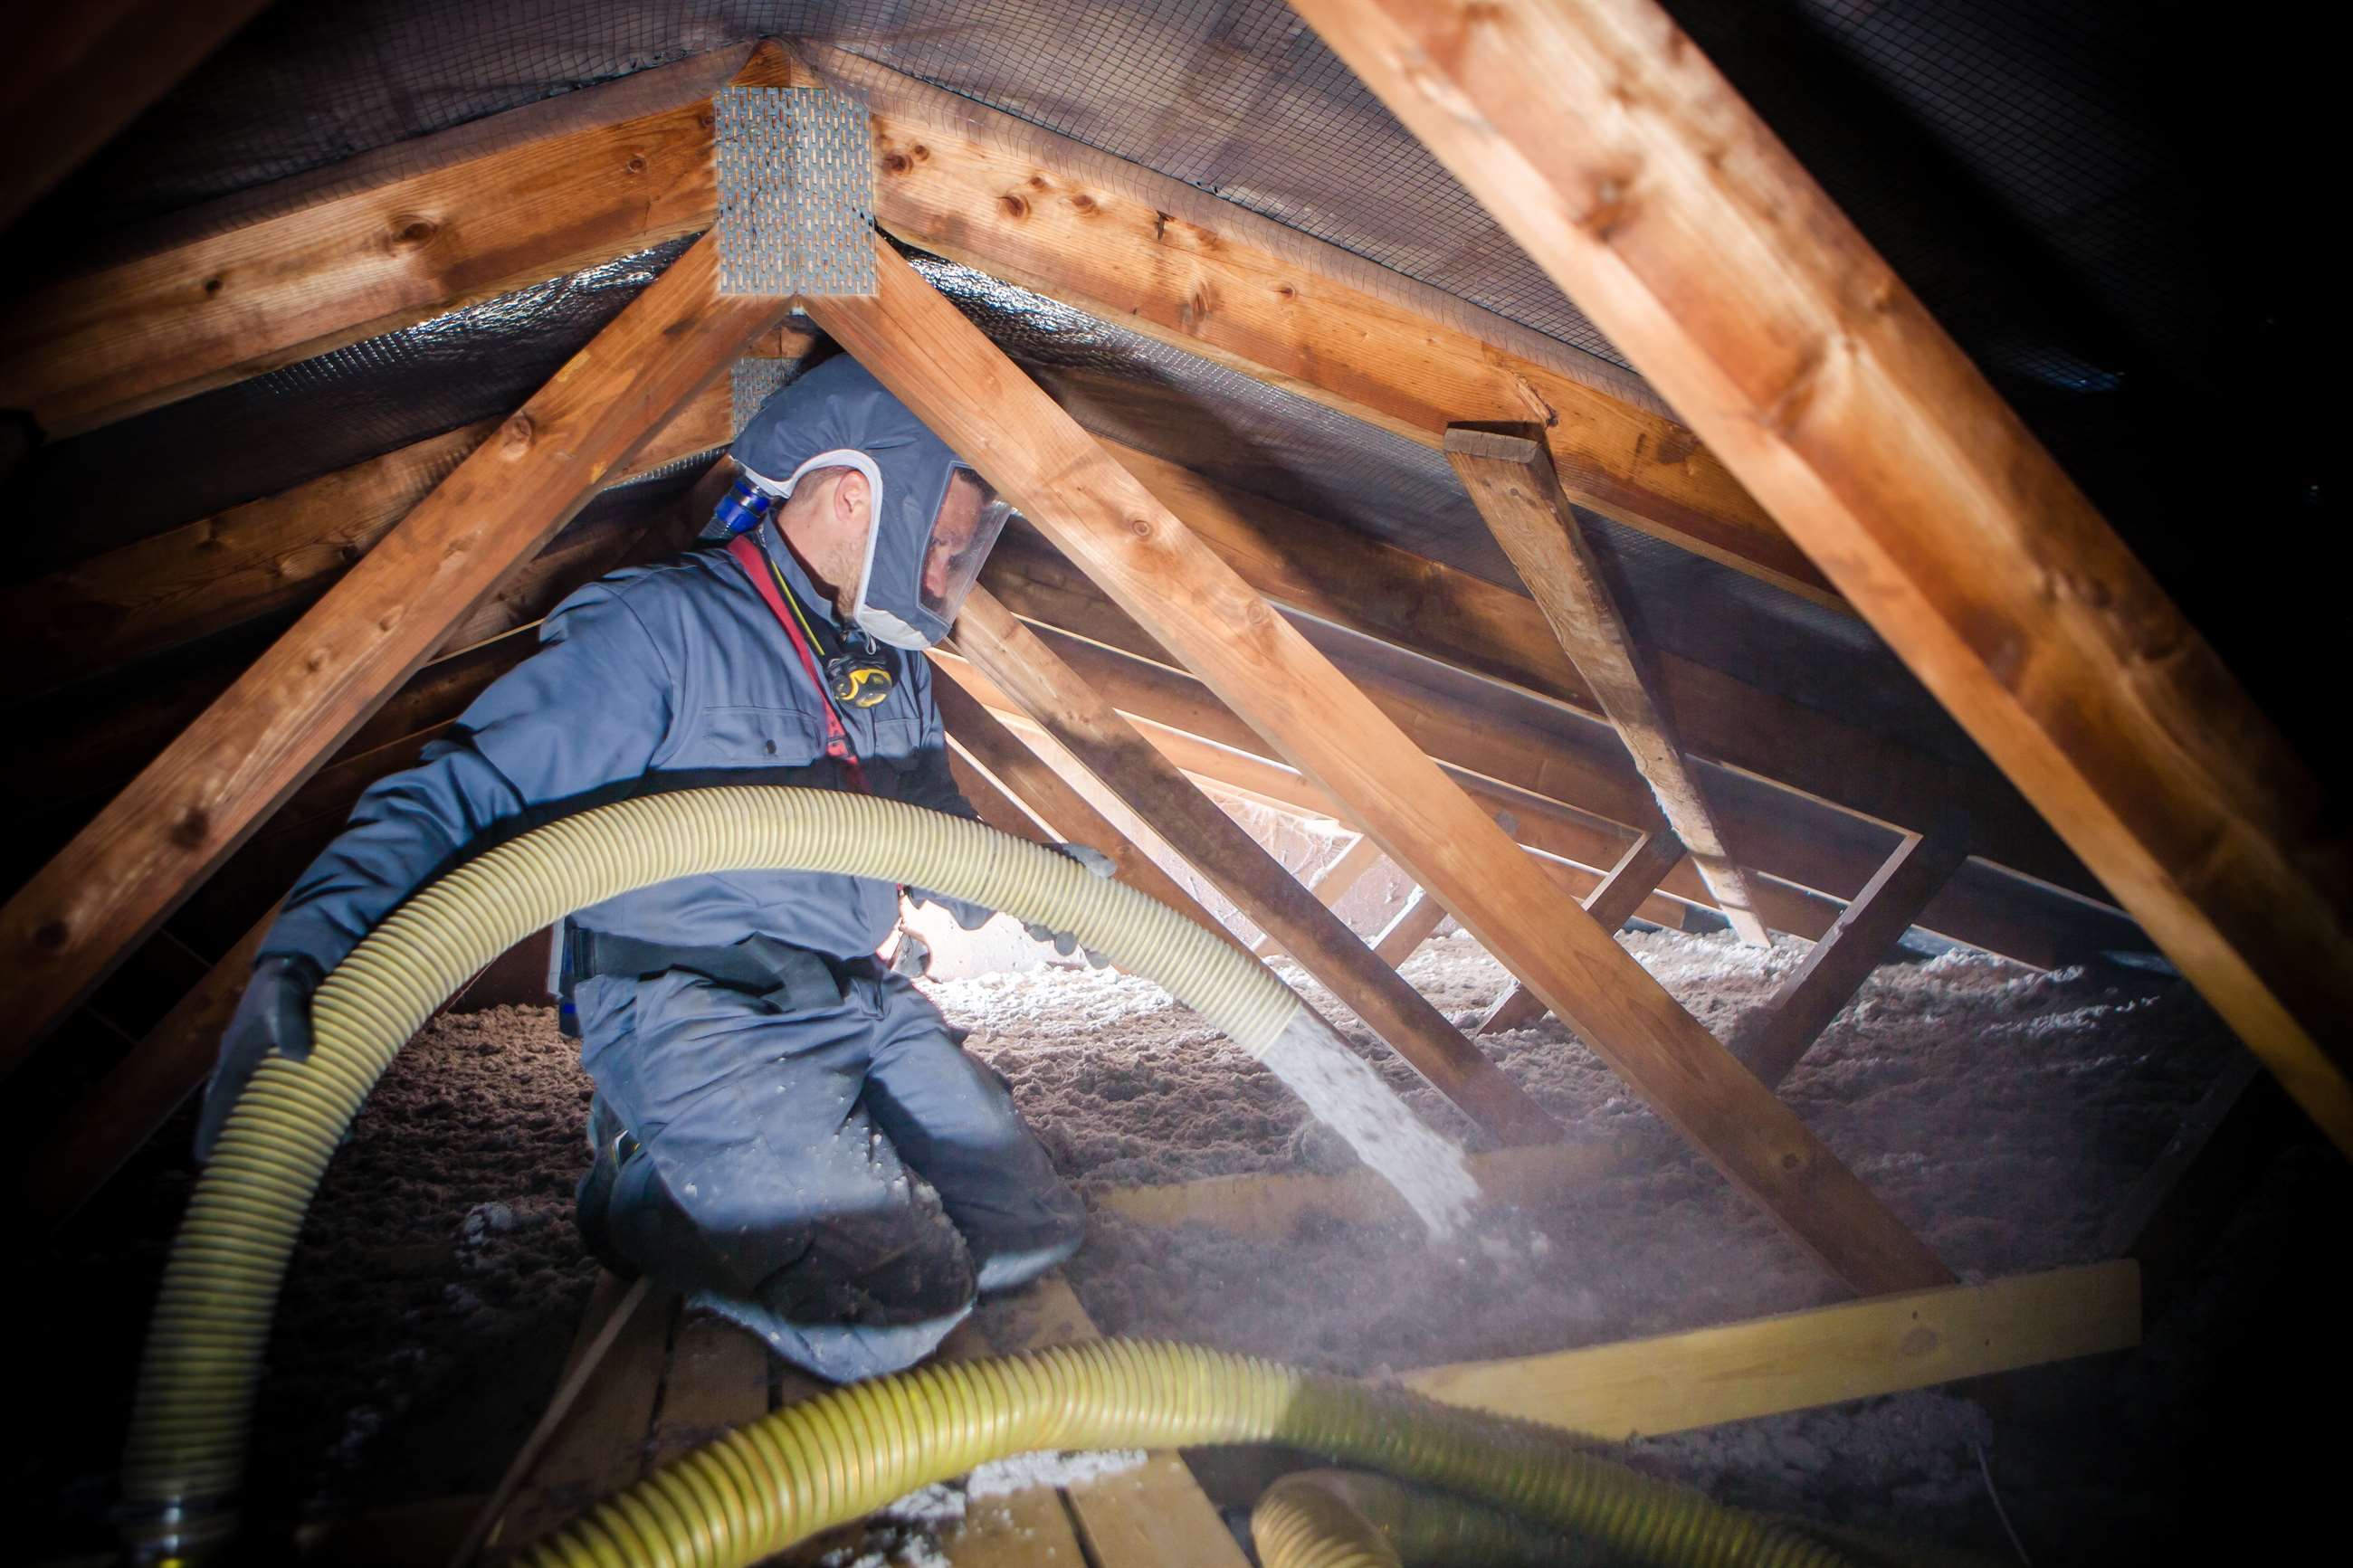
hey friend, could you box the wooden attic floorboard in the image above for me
[463,1273,1237,1568]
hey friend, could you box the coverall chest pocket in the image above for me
[676,704,828,771]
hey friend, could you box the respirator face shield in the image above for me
[919,466,1015,631]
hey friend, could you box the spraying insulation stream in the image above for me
[119,787,1928,1566]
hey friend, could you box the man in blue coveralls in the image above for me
[195,355,1088,1380]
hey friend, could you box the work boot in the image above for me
[574,1116,643,1280]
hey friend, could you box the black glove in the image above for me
[195,954,322,1162]
[1025,842,1115,965]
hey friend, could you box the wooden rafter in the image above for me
[959,634,2107,971]
[1292,0,2353,1151]
[795,43,1831,608]
[945,588,1559,1145]
[1371,889,1451,967]
[976,565,2139,972]
[0,44,781,436]
[1734,830,1970,1091]
[7,36,1812,609]
[1480,830,1687,1035]
[14,403,2092,911]
[0,229,786,1069]
[0,380,737,699]
[2,3,273,233]
[1254,834,1383,959]
[930,673,1248,955]
[1030,444,2101,908]
[811,239,1950,1295]
[1449,421,1770,945]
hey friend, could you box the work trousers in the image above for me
[574,957,1083,1381]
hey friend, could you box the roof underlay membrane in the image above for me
[5,0,2326,767]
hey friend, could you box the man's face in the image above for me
[924,470,989,607]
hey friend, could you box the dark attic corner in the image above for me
[2,3,2340,1565]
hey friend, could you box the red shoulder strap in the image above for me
[727,534,869,793]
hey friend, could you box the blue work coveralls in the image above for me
[263,525,1084,1380]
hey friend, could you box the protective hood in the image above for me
[729,355,1008,650]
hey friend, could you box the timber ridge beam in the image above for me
[810,234,1952,1296]
[0,224,789,1069]
[1291,0,2353,1152]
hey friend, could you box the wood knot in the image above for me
[1274,282,1297,300]
[170,808,210,850]
[390,216,438,248]
[32,918,70,953]
[1067,192,1097,214]
[500,414,535,456]
[910,143,930,163]
[624,156,647,176]
[1780,1151,1805,1173]
[999,192,1029,220]
[1128,516,1154,539]
[202,276,225,298]
[1577,174,1635,241]
[882,151,911,175]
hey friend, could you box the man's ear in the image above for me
[833,466,871,526]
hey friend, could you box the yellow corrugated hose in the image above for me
[118,787,1945,1567]
[1250,1469,1594,1567]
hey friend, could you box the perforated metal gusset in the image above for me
[714,83,876,298]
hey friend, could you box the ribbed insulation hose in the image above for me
[119,786,1952,1568]
[1250,1469,1594,1567]
[519,1341,1901,1568]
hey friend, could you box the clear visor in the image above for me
[921,466,1015,625]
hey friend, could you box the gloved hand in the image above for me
[195,954,323,1162]
[1025,842,1115,965]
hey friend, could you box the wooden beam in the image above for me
[0,44,783,437]
[1043,446,2103,909]
[931,672,1251,957]
[1735,831,1971,1090]
[975,579,2129,973]
[0,229,785,1070]
[16,401,2091,916]
[1255,834,1383,958]
[1402,1260,2139,1440]
[1370,889,1449,966]
[1480,830,1685,1035]
[1291,0,2353,1153]
[948,587,1558,1146]
[791,45,1825,609]
[810,241,1948,1296]
[0,381,736,699]
[1,3,273,232]
[1448,421,1768,944]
